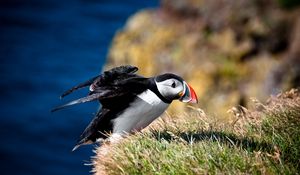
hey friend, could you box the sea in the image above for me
[0,0,158,174]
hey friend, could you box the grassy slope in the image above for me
[93,89,300,174]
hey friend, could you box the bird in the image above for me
[52,65,198,151]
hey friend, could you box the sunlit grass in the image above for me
[93,89,300,174]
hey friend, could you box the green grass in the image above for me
[94,89,300,175]
[261,107,300,173]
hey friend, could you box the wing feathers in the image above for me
[51,93,103,112]
[60,75,100,99]
[59,65,138,98]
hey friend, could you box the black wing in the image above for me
[72,108,111,151]
[51,65,142,112]
[60,75,99,99]
[59,65,138,99]
[72,77,151,151]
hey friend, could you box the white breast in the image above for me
[112,89,169,134]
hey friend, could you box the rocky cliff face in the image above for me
[105,0,300,119]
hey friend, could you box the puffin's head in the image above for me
[155,73,198,103]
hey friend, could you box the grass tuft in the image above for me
[93,89,300,175]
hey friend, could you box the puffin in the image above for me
[52,65,198,151]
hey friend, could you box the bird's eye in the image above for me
[171,82,176,88]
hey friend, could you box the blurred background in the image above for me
[0,0,158,175]
[1,0,299,174]
[106,0,300,119]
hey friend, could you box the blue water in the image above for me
[0,0,158,174]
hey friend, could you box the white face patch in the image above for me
[112,89,169,135]
[156,78,184,101]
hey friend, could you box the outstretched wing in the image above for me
[51,92,105,112]
[60,75,99,99]
[59,65,138,99]
[52,65,143,112]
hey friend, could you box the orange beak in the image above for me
[179,81,198,103]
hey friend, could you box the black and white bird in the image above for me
[52,65,198,151]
